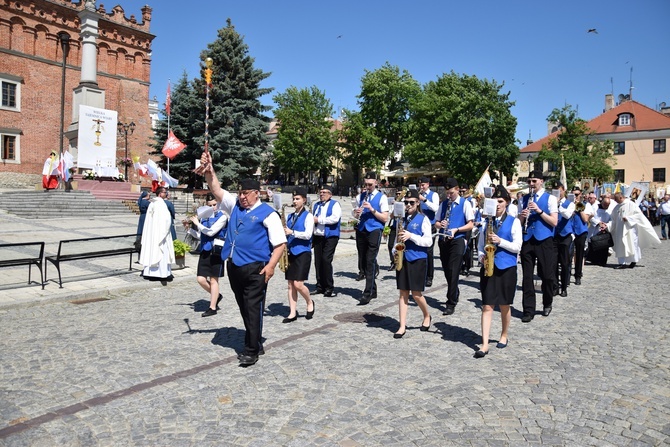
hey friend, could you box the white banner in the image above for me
[77,105,118,170]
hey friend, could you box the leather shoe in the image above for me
[560,289,568,297]
[443,305,455,316]
[358,293,376,305]
[282,313,299,323]
[201,308,217,317]
[355,273,365,281]
[575,278,581,285]
[474,349,488,358]
[393,330,406,339]
[614,264,627,269]
[305,302,315,320]
[543,307,552,317]
[496,339,508,349]
[628,262,636,269]
[420,316,432,332]
[324,289,334,297]
[312,288,324,295]
[425,279,433,287]
[238,354,258,366]
[237,347,264,359]
[216,293,223,310]
[521,313,534,323]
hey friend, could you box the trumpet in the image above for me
[279,204,290,273]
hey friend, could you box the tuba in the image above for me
[393,214,405,271]
[484,216,496,277]
[279,204,290,273]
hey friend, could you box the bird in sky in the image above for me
[587,28,598,34]
[337,35,342,39]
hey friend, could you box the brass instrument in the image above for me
[393,214,405,271]
[434,200,452,239]
[279,204,290,273]
[523,187,534,235]
[484,216,496,277]
[575,201,585,213]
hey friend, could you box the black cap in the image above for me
[293,187,308,198]
[239,178,260,191]
[364,172,377,180]
[320,185,334,193]
[528,170,544,180]
[571,186,582,192]
[460,183,470,190]
[445,178,459,189]
[405,189,420,200]
[492,185,511,202]
[418,176,430,184]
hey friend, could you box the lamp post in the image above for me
[117,121,135,180]
[526,154,534,174]
[58,32,70,182]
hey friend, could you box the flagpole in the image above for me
[166,80,171,175]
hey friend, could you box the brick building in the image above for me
[0,0,154,187]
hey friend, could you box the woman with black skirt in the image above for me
[283,188,315,322]
[475,186,522,358]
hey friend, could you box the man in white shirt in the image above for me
[312,185,342,297]
[611,192,661,268]
[658,194,670,240]
[570,186,593,286]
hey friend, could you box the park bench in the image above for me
[0,242,45,289]
[46,234,138,288]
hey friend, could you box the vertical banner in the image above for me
[77,105,118,169]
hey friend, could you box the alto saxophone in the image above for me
[393,214,405,271]
[279,204,290,273]
[484,216,496,277]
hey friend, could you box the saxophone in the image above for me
[279,204,290,273]
[484,216,496,277]
[393,214,405,271]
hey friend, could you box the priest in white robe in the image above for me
[140,187,175,281]
[610,192,661,268]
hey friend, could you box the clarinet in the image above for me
[523,187,535,235]
[434,200,452,239]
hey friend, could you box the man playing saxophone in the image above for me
[475,186,522,358]
[393,189,433,339]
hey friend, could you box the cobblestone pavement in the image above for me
[1,215,669,445]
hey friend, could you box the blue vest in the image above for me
[555,199,574,237]
[403,213,428,261]
[440,199,466,240]
[221,202,275,266]
[522,192,554,242]
[313,199,340,238]
[491,215,517,270]
[358,191,385,232]
[200,210,226,252]
[287,209,312,255]
[572,206,588,235]
[420,190,437,223]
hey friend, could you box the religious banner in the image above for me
[77,105,118,170]
[626,181,649,205]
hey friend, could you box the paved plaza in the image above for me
[0,209,669,446]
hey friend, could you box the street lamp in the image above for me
[526,154,534,173]
[58,32,70,182]
[117,121,135,180]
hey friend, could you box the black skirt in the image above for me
[396,257,427,292]
[197,249,224,278]
[285,251,311,281]
[479,264,516,306]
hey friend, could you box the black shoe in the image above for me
[237,347,264,359]
[553,288,559,297]
[312,288,324,295]
[521,313,534,323]
[474,349,488,358]
[359,293,376,305]
[216,293,223,310]
[393,330,406,339]
[282,313,299,323]
[238,354,258,366]
[202,308,217,317]
[560,289,568,297]
[425,279,433,288]
[496,339,508,349]
[575,278,581,285]
[543,307,552,317]
[628,262,636,269]
[614,264,627,269]
[323,289,334,297]
[420,316,432,332]
[443,305,455,316]
[306,302,315,320]
[355,273,365,281]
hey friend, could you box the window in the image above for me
[613,141,625,155]
[653,139,666,153]
[618,113,630,126]
[1,134,16,161]
[613,169,625,183]
[653,168,666,183]
[548,161,558,172]
[0,75,21,111]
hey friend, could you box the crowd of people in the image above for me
[137,157,665,367]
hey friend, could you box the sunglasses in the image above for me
[404,200,418,205]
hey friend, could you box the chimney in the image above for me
[605,94,614,112]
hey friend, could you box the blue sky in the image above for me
[118,0,670,146]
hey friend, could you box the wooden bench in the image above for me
[0,242,45,289]
[46,234,139,288]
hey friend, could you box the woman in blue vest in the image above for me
[187,193,228,317]
[475,186,522,358]
[393,189,433,339]
[283,188,315,322]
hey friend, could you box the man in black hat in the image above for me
[353,172,389,304]
[435,177,475,315]
[553,182,574,298]
[311,184,341,297]
[570,186,592,285]
[418,176,439,287]
[200,152,287,366]
[519,170,558,322]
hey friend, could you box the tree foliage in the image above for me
[535,105,615,185]
[271,86,337,184]
[337,109,385,185]
[404,72,518,185]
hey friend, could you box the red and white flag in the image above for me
[165,82,171,117]
[161,130,186,160]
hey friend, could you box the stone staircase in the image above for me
[0,190,135,218]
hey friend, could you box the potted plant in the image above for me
[173,240,190,268]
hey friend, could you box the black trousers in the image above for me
[227,261,267,356]
[427,228,436,280]
[313,235,338,291]
[573,232,587,279]
[521,237,557,315]
[554,234,572,291]
[355,228,382,296]
[438,237,466,307]
[461,230,473,272]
